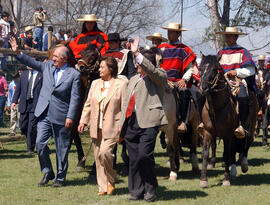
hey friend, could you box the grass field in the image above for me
[1,126,270,205]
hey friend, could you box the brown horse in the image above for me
[198,54,258,187]
[159,84,200,180]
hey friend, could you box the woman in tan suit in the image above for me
[78,56,127,195]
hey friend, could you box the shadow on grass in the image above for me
[67,177,93,186]
[154,151,168,158]
[233,173,270,186]
[0,153,35,159]
[157,186,208,200]
[249,158,270,166]
[251,140,263,147]
[178,169,224,180]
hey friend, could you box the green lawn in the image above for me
[1,126,270,205]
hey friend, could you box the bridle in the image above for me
[75,48,101,74]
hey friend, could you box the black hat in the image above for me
[107,33,127,42]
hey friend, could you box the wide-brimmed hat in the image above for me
[161,23,188,32]
[258,55,265,61]
[146,33,168,42]
[77,14,101,22]
[107,33,127,42]
[216,27,247,35]
[25,26,34,33]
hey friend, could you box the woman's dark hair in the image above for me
[100,56,118,78]
[142,50,157,67]
[81,22,102,33]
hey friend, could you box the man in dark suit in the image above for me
[119,37,169,202]
[9,37,80,188]
[11,67,42,154]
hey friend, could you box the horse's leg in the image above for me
[207,139,216,169]
[159,131,167,149]
[166,126,179,181]
[179,141,184,163]
[68,126,85,170]
[240,94,258,173]
[200,129,211,188]
[190,102,199,174]
[262,107,269,146]
[222,133,236,186]
[120,141,129,175]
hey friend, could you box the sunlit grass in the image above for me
[1,126,270,205]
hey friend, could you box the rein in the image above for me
[208,72,227,93]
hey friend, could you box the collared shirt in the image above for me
[54,64,68,85]
[28,70,38,98]
[7,80,17,106]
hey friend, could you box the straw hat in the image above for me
[146,33,168,42]
[258,55,265,61]
[216,27,247,35]
[161,23,188,32]
[25,26,34,33]
[77,14,101,22]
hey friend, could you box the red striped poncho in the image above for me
[69,31,109,59]
[158,43,200,85]
[217,44,257,91]
[217,45,255,72]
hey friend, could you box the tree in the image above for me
[205,0,270,51]
[5,0,163,38]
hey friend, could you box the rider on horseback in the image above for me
[159,23,200,133]
[216,27,257,139]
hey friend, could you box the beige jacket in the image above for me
[80,77,127,140]
[119,57,169,128]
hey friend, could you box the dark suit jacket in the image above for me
[17,53,81,125]
[12,70,43,113]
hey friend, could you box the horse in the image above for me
[71,44,101,170]
[160,82,200,181]
[198,54,258,187]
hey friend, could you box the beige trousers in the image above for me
[93,129,117,192]
[10,105,19,134]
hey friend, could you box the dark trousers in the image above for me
[124,113,158,197]
[0,95,6,126]
[36,110,71,182]
[19,99,38,152]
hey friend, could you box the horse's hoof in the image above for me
[76,160,86,172]
[241,157,248,173]
[200,180,208,188]
[222,180,230,186]
[169,171,177,181]
[230,164,237,179]
[207,164,213,169]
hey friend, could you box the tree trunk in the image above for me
[207,0,223,51]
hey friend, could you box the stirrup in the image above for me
[234,126,246,139]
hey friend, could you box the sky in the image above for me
[142,0,270,57]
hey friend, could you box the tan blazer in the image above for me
[80,77,127,140]
[119,57,169,128]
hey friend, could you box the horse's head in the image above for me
[199,53,223,95]
[75,44,101,76]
